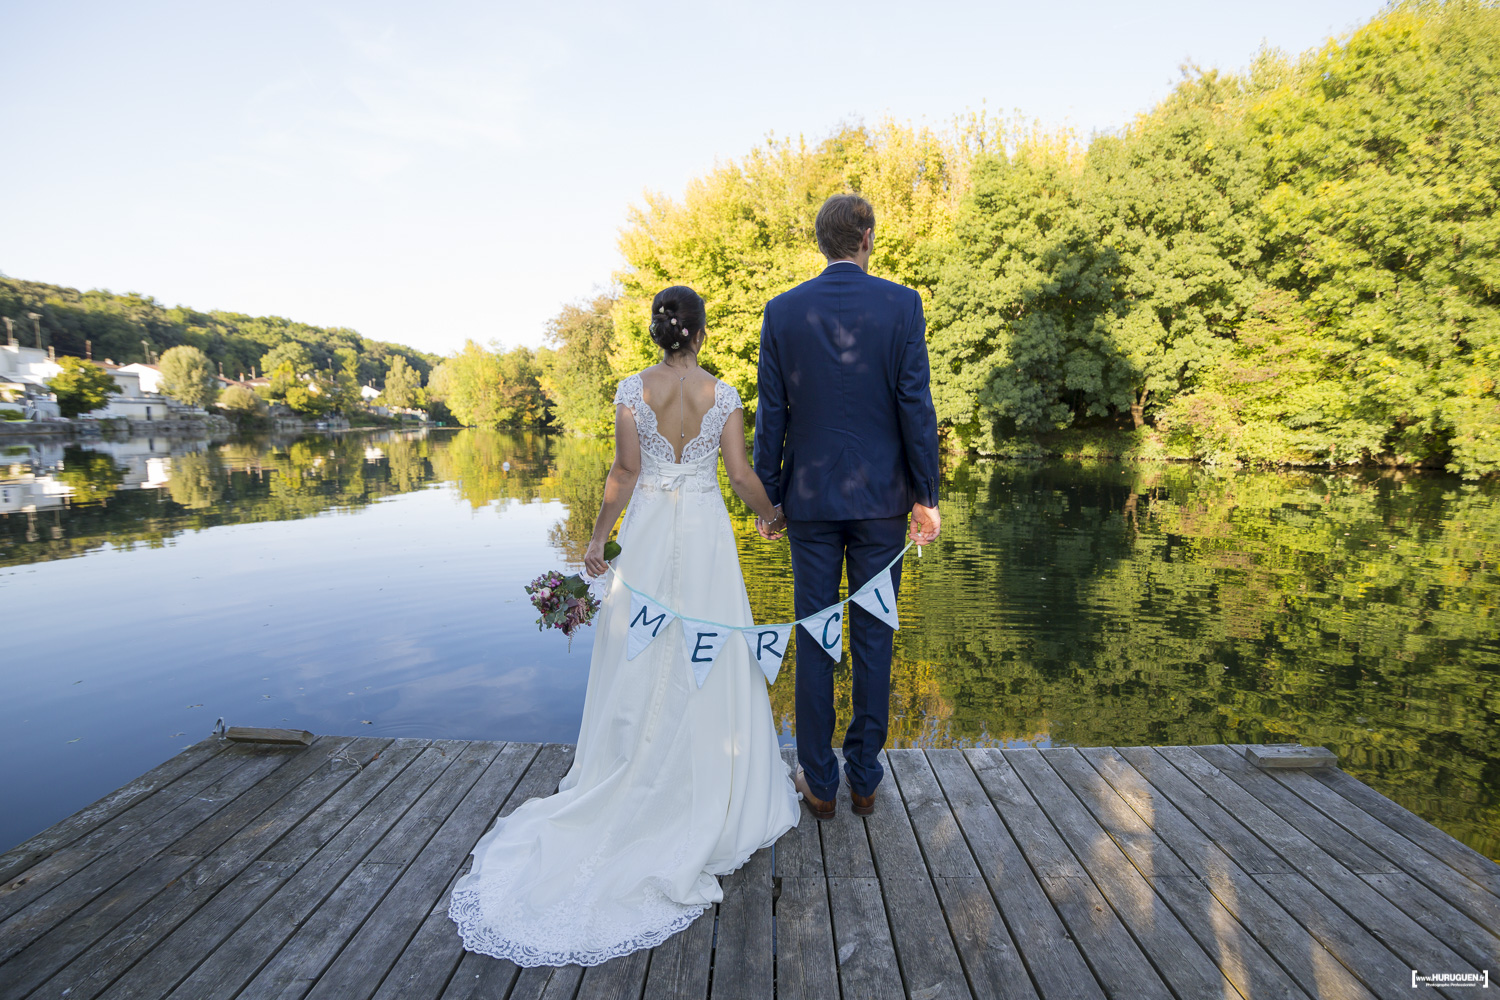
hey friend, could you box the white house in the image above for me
[118,362,164,394]
[0,342,63,419]
[88,363,180,422]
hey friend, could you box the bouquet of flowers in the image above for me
[525,541,621,648]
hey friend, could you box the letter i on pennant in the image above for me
[804,605,844,663]
[850,567,899,631]
[686,627,730,688]
[741,624,793,684]
[626,591,675,661]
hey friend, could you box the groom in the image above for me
[753,193,941,819]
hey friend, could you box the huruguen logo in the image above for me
[1412,969,1489,988]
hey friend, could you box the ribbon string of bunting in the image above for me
[602,542,913,688]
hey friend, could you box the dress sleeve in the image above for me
[613,375,640,412]
[722,381,743,414]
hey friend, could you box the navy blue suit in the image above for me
[753,261,940,801]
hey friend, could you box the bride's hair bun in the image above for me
[648,286,706,354]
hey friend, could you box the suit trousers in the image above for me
[788,515,907,802]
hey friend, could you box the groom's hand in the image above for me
[909,502,941,545]
[756,506,786,541]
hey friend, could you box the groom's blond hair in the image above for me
[815,194,875,261]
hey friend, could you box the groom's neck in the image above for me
[825,255,869,272]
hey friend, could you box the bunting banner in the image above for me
[626,591,676,661]
[604,542,914,688]
[850,567,900,631]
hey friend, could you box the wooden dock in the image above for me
[1,737,1496,999]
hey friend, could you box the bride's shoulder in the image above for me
[612,372,645,406]
[714,378,743,409]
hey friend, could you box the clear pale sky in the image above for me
[2,0,1379,357]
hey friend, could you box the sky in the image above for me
[2,0,1381,358]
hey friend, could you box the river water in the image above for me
[2,429,1496,859]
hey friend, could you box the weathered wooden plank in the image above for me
[1109,747,1292,876]
[1010,749,1235,1000]
[7,737,379,1000]
[640,906,714,1000]
[931,877,1040,1000]
[819,754,875,879]
[226,726,315,746]
[967,748,1172,1000]
[1175,746,1487,990]
[366,743,569,1000]
[241,740,512,1000]
[775,748,823,878]
[827,876,904,1000]
[887,752,1036,999]
[1252,873,1441,1000]
[773,878,838,1000]
[1254,753,1500,932]
[708,846,773,1000]
[438,950,520,1000]
[1048,748,1312,1000]
[0,739,261,926]
[0,742,298,963]
[1244,743,1337,769]
[160,740,471,1000]
[86,741,426,1000]
[576,947,651,1000]
[936,750,1104,1000]
[865,752,972,1000]
[0,738,228,887]
[886,751,978,878]
[1092,747,1379,1000]
[1310,766,1500,896]
[1187,745,1397,875]
[1359,872,1500,974]
[512,964,584,1000]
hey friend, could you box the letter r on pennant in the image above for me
[756,630,782,660]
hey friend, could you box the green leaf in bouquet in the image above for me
[603,540,621,561]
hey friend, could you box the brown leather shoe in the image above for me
[851,788,876,817]
[793,768,835,821]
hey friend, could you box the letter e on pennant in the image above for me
[687,627,730,688]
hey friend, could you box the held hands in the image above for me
[909,502,941,545]
[755,505,787,542]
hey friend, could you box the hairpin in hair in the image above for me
[670,318,677,325]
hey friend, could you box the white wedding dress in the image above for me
[449,373,799,967]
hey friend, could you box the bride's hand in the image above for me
[584,539,609,577]
[755,507,787,541]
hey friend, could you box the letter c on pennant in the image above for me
[821,611,841,649]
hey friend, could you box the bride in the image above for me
[449,285,800,967]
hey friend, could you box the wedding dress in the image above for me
[449,373,799,967]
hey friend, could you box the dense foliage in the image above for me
[534,1,1495,476]
[0,278,438,391]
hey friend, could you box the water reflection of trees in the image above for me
[0,430,1493,856]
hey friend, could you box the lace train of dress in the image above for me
[448,374,799,967]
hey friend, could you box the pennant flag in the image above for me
[851,567,899,631]
[683,625,732,688]
[804,604,845,663]
[742,624,793,684]
[626,591,676,660]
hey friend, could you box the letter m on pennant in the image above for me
[626,591,675,660]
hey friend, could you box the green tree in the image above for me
[540,294,617,436]
[427,341,549,428]
[383,355,425,409]
[47,357,120,418]
[157,345,217,406]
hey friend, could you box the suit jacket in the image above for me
[753,261,941,521]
